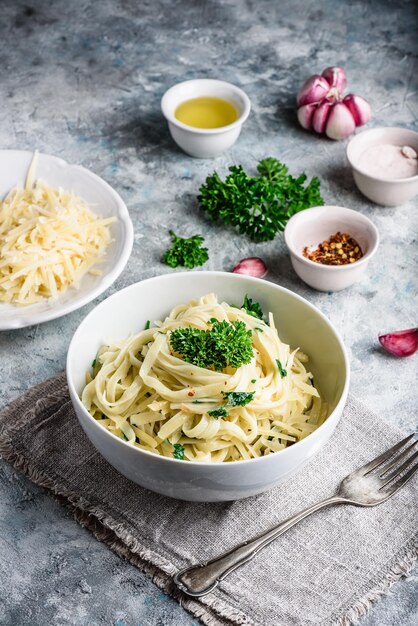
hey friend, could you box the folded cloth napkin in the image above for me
[0,373,416,626]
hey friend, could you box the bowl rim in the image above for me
[284,205,380,272]
[346,126,418,183]
[160,78,251,135]
[0,149,134,330]
[66,271,350,468]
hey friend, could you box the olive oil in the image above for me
[175,96,238,129]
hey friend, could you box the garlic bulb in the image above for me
[297,67,371,140]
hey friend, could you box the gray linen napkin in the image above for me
[0,373,416,626]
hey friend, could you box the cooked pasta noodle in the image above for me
[82,294,327,462]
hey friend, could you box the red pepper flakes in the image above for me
[303,232,363,266]
[187,391,195,397]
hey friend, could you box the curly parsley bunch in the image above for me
[169,318,253,372]
[198,157,324,242]
[162,230,208,269]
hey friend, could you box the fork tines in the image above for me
[361,434,418,491]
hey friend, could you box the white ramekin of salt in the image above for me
[346,127,418,206]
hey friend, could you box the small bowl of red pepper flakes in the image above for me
[284,206,379,291]
[303,231,364,266]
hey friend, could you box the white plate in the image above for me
[0,150,134,330]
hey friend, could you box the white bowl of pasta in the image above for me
[67,271,349,502]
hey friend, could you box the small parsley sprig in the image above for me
[198,157,324,242]
[222,391,255,406]
[208,406,229,419]
[173,443,185,460]
[232,295,265,321]
[276,359,287,378]
[241,295,264,320]
[170,319,253,372]
[162,230,209,269]
[206,391,255,420]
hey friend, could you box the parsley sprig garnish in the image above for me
[276,359,287,378]
[198,157,324,242]
[208,406,229,419]
[173,443,185,460]
[162,230,209,269]
[170,318,253,371]
[241,295,264,319]
[222,391,255,406]
[206,391,255,419]
[232,295,265,321]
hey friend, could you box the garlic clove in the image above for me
[297,75,330,107]
[312,101,332,134]
[325,102,356,139]
[232,257,268,278]
[321,66,347,92]
[401,146,418,159]
[378,328,418,357]
[343,94,372,127]
[297,103,317,130]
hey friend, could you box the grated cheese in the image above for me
[0,153,116,306]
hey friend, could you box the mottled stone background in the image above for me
[0,0,417,624]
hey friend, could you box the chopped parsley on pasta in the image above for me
[82,294,327,462]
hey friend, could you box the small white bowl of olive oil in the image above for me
[161,79,251,158]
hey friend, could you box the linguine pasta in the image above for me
[82,293,327,462]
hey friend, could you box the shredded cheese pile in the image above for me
[0,154,116,305]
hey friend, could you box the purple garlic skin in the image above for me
[326,102,356,140]
[232,257,268,278]
[322,66,347,92]
[343,94,372,126]
[378,328,418,357]
[312,101,332,134]
[297,75,330,107]
[297,103,316,129]
[296,66,371,140]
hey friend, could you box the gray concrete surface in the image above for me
[0,0,417,624]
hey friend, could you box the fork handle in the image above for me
[174,495,345,597]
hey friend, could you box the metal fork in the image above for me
[174,434,418,597]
